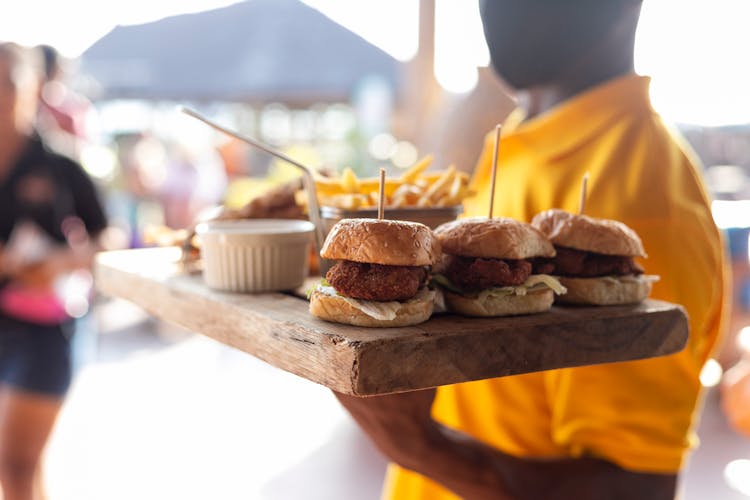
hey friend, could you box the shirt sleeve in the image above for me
[544,214,728,473]
[62,159,108,237]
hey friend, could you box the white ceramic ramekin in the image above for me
[195,219,314,293]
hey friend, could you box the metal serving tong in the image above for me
[179,106,326,255]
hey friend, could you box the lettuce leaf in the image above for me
[521,274,567,295]
[306,278,331,299]
[314,285,436,321]
[600,274,660,284]
[432,273,567,298]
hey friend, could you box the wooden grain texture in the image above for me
[95,248,689,395]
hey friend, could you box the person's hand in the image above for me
[333,388,439,469]
[10,252,71,289]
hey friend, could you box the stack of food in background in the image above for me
[144,156,476,274]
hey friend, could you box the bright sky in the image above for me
[636,0,750,127]
[1,0,749,126]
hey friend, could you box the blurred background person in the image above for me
[0,42,107,500]
[34,44,93,160]
[157,139,227,229]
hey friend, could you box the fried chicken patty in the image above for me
[326,260,428,301]
[546,246,644,277]
[443,254,533,291]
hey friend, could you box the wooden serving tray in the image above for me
[95,248,688,396]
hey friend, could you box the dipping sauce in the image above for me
[196,219,314,292]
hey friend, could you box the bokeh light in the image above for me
[699,358,723,388]
[724,459,750,496]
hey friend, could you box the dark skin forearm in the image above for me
[419,424,675,500]
[335,389,676,500]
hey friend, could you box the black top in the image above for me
[0,134,107,244]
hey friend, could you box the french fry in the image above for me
[414,178,430,189]
[330,193,367,210]
[314,180,347,196]
[434,194,450,207]
[421,172,443,183]
[424,165,456,202]
[448,174,463,202]
[416,196,433,207]
[340,168,360,193]
[358,178,402,196]
[421,170,469,184]
[390,194,406,208]
[399,155,433,184]
[300,159,475,212]
[368,191,382,207]
[405,191,423,205]
[391,183,416,199]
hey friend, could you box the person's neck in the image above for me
[518,63,634,120]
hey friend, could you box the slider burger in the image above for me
[309,219,441,327]
[531,209,657,305]
[432,217,566,317]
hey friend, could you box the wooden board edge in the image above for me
[350,304,690,395]
[95,260,362,395]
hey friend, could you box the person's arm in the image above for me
[9,236,102,289]
[8,155,110,289]
[335,390,676,500]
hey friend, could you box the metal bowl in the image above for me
[320,205,463,234]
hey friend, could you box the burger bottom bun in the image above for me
[555,276,652,306]
[444,289,554,317]
[309,290,433,327]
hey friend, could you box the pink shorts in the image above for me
[0,285,68,325]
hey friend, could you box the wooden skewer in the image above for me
[488,124,502,219]
[578,173,589,215]
[378,168,386,220]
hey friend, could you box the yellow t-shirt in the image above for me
[383,74,728,499]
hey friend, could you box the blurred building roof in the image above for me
[80,0,401,103]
